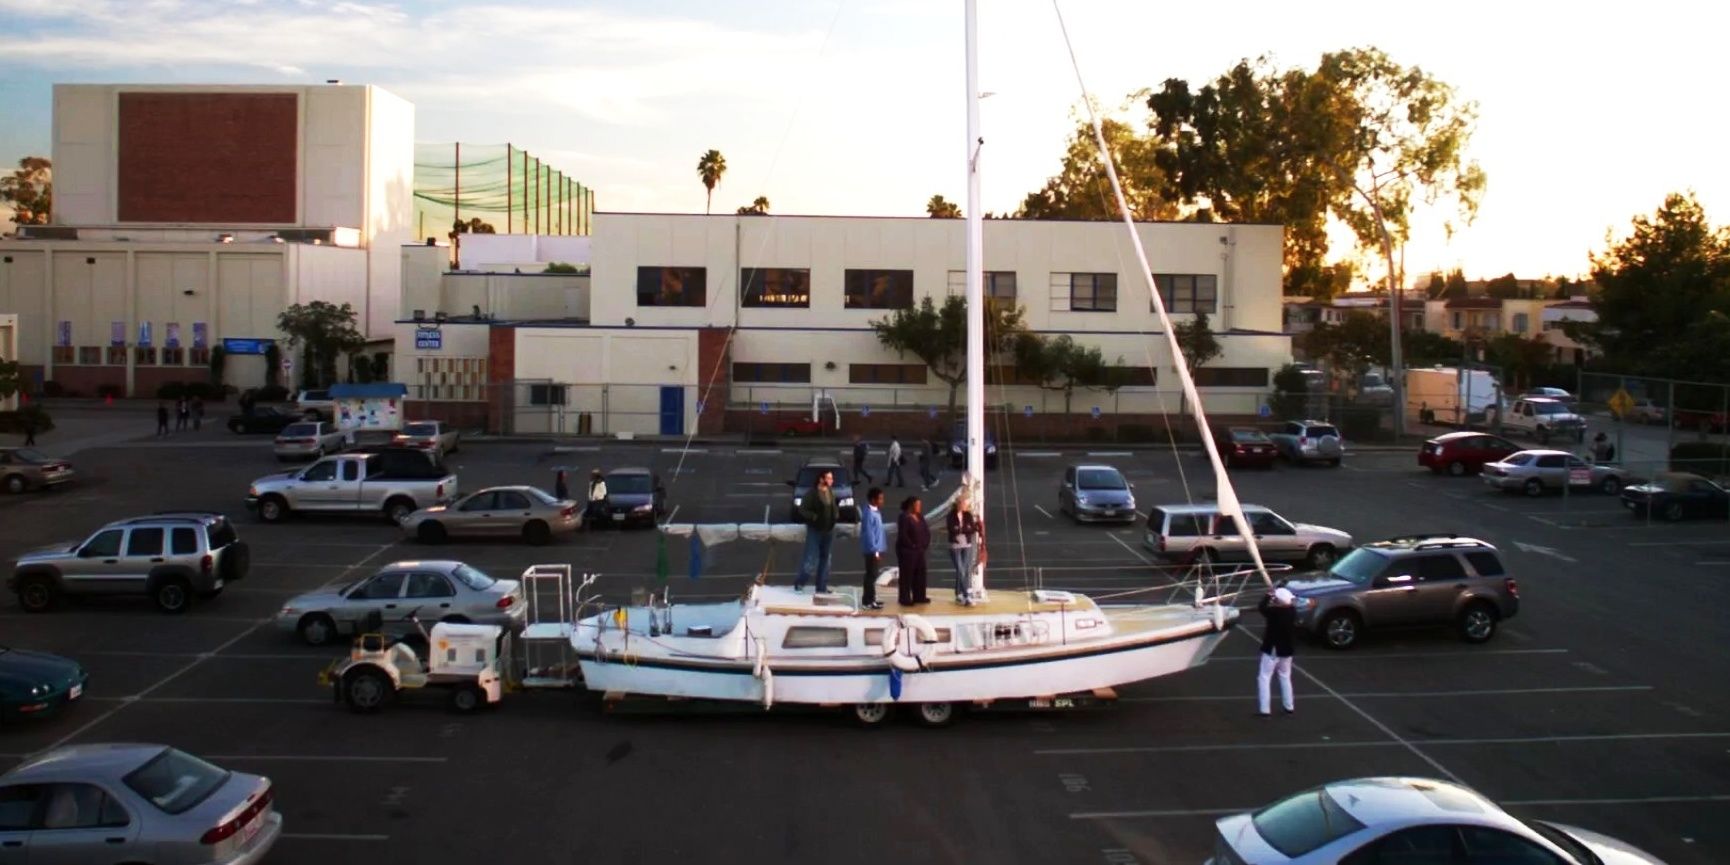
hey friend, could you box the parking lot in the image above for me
[3,428,1729,864]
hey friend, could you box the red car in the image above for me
[774,417,823,436]
[1419,431,1520,476]
[1214,426,1279,468]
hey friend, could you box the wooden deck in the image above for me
[762,586,1099,618]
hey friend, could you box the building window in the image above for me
[528,384,567,406]
[636,266,706,307]
[78,347,102,365]
[843,269,914,309]
[849,363,928,385]
[1511,312,1529,334]
[987,365,1043,386]
[741,268,811,308]
[106,347,127,365]
[1193,367,1269,388]
[189,347,212,365]
[134,347,158,366]
[1112,366,1158,387]
[1451,312,1463,331]
[52,346,74,364]
[946,270,1018,306]
[160,347,185,366]
[1052,272,1117,312]
[1152,274,1218,314]
[733,362,812,383]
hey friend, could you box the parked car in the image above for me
[1268,420,1344,466]
[1209,775,1664,865]
[294,388,335,420]
[1356,371,1394,406]
[1494,396,1587,444]
[0,644,87,721]
[1480,449,1631,496]
[247,450,457,523]
[0,743,282,865]
[1283,535,1517,650]
[226,405,301,435]
[1520,385,1575,402]
[0,447,75,494]
[1213,427,1279,468]
[1615,397,1667,425]
[9,512,251,614]
[1418,431,1520,477]
[595,467,668,528]
[1144,503,1351,570]
[276,560,525,646]
[392,420,461,457]
[1622,472,1730,521]
[787,460,859,524]
[1057,464,1136,523]
[773,417,823,437]
[402,485,581,544]
[946,421,998,469]
[272,420,349,461]
[1673,406,1729,434]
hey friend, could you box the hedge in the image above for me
[1670,442,1730,477]
[0,406,54,435]
[154,381,228,401]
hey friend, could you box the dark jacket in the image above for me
[896,511,929,554]
[852,441,869,466]
[946,510,981,548]
[799,486,840,532]
[1258,594,1296,658]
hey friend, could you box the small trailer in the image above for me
[318,613,508,714]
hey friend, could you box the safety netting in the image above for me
[413,142,596,241]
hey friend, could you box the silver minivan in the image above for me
[1143,503,1352,569]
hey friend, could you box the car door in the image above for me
[118,526,168,595]
[22,783,139,865]
[1208,513,1250,562]
[1340,824,1461,865]
[492,490,534,535]
[338,570,409,630]
[1359,556,1423,626]
[65,528,127,596]
[0,783,43,865]
[1457,825,1569,864]
[295,458,342,510]
[1532,453,1566,489]
[403,571,458,619]
[1688,479,1730,518]
[1247,510,1301,560]
[452,490,499,536]
[1409,553,1471,622]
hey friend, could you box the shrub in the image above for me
[0,405,54,434]
[1335,405,1385,442]
[95,383,125,399]
[155,381,189,400]
[1671,442,1730,477]
[182,381,225,401]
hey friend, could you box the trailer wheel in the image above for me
[852,703,892,727]
[914,701,955,728]
[343,668,393,714]
[449,684,486,714]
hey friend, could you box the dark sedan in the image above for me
[0,645,87,721]
[1622,472,1730,521]
[228,406,302,434]
[1213,426,1278,468]
[597,467,667,528]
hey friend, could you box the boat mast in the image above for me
[963,0,986,590]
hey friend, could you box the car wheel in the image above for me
[1446,461,1467,477]
[914,701,956,728]
[298,613,338,646]
[417,521,447,544]
[1663,501,1686,522]
[384,498,415,523]
[16,576,57,613]
[1457,603,1498,643]
[2,474,25,494]
[1600,476,1622,495]
[1523,478,1545,497]
[852,702,892,727]
[153,577,192,614]
[344,668,393,714]
[1320,609,1361,650]
[523,520,552,546]
[1305,544,1337,570]
[257,495,289,523]
[449,684,486,714]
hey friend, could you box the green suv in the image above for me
[9,513,251,614]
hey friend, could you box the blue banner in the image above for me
[221,338,275,355]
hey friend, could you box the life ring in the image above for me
[888,614,939,672]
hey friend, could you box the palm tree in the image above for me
[697,150,727,214]
[737,196,770,215]
[926,194,962,218]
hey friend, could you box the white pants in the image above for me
[1257,652,1294,714]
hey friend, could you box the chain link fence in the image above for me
[1576,371,1730,483]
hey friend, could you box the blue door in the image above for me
[659,386,684,436]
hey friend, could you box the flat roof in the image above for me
[594,211,1285,227]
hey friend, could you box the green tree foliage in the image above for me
[277,302,365,389]
[1443,268,1469,299]
[1482,333,1555,393]
[0,358,23,401]
[543,262,581,274]
[1484,272,1524,299]
[1402,328,1465,365]
[1269,364,1311,419]
[1173,311,1222,373]
[926,195,962,218]
[870,295,1026,422]
[1582,192,1730,380]
[1017,115,1176,222]
[696,149,726,215]
[1010,334,1124,413]
[1298,311,1388,382]
[1425,271,1445,299]
[449,217,495,236]
[736,196,770,215]
[0,157,51,226]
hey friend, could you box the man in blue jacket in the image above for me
[859,487,887,610]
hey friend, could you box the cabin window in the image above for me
[783,626,849,649]
[863,628,886,645]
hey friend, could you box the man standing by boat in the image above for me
[794,470,840,594]
[859,487,887,610]
[1256,586,1297,717]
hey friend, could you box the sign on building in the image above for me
[415,326,443,351]
[221,338,273,355]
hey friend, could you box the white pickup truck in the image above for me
[247,450,458,523]
[1495,397,1587,444]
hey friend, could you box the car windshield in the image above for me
[207,518,237,550]
[1077,469,1127,490]
[1533,402,1567,415]
[123,747,230,815]
[403,423,439,436]
[1329,548,1390,586]
[795,467,849,489]
[1250,787,1365,858]
[451,564,496,591]
[609,474,654,494]
[526,487,562,505]
[1504,453,1533,466]
[282,423,317,436]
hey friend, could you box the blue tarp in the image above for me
[331,383,408,399]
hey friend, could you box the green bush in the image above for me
[1670,442,1730,477]
[95,384,124,399]
[182,381,225,401]
[1336,405,1385,442]
[0,405,54,434]
[155,381,188,400]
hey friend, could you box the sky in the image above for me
[2,0,1727,285]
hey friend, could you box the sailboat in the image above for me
[552,0,1274,725]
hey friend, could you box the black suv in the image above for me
[1282,534,1518,649]
[786,461,859,524]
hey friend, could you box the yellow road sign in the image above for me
[1608,388,1635,419]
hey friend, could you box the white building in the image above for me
[0,83,413,396]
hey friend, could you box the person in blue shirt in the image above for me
[858,486,887,610]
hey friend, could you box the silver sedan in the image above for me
[400,485,581,545]
[275,560,525,645]
[1481,449,1631,496]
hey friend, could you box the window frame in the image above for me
[635,266,707,307]
[740,267,812,309]
[732,362,812,384]
[1066,272,1118,312]
[843,269,915,310]
[1152,273,1219,315]
[782,626,850,649]
[527,384,567,406]
[848,363,928,385]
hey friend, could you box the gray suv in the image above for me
[1284,534,1518,650]
[9,513,251,614]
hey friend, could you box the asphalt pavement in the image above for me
[2,433,1728,865]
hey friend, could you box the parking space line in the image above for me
[1501,794,1730,807]
[1106,532,1154,564]
[1037,731,1730,758]
[1034,505,1055,519]
[1696,561,1730,566]
[1208,648,1569,661]
[282,833,392,842]
[661,447,708,454]
[1631,539,1730,546]
[210,755,448,762]
[1086,451,1132,457]
[736,449,783,455]
[1121,685,1651,703]
[84,696,329,705]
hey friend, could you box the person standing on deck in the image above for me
[554,469,570,501]
[895,496,931,605]
[859,487,887,610]
[851,435,873,484]
[1256,586,1297,717]
[885,436,905,488]
[946,495,983,606]
[794,470,840,594]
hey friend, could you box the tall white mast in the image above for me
[963,0,986,591]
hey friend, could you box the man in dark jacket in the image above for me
[1256,586,1297,717]
[793,470,840,594]
[851,435,873,484]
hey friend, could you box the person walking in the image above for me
[191,397,205,431]
[885,436,905,488]
[851,435,873,485]
[554,469,570,501]
[793,470,840,594]
[21,410,37,446]
[586,469,609,525]
[916,442,933,491]
[946,495,983,606]
[174,397,189,432]
[156,402,170,438]
[895,496,931,606]
[859,487,887,610]
[1256,586,1298,717]
[1590,432,1614,464]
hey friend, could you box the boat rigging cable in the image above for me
[1050,0,1274,589]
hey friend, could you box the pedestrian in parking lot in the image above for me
[886,435,905,488]
[1591,432,1614,464]
[174,396,189,431]
[946,494,982,606]
[586,469,608,524]
[859,486,887,610]
[794,469,840,594]
[21,410,38,446]
[1256,586,1297,717]
[896,496,931,605]
[852,434,873,484]
[192,396,205,431]
[155,402,170,438]
[917,442,933,491]
[554,468,570,501]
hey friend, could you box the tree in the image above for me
[0,157,51,226]
[926,195,962,218]
[1484,272,1523,299]
[544,262,581,274]
[1583,192,1730,379]
[1017,114,1176,222]
[277,301,366,389]
[448,217,495,237]
[1482,333,1554,393]
[1173,311,1222,373]
[1401,328,1464,365]
[736,196,769,215]
[870,295,1026,422]
[0,358,23,402]
[1424,271,1446,300]
[1443,268,1469,299]
[696,149,727,215]
[1010,334,1123,413]
[1269,364,1311,420]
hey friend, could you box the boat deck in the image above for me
[761,585,1098,618]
